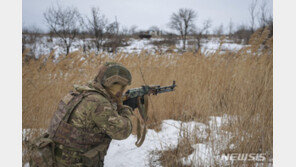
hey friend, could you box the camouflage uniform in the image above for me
[46,63,133,167]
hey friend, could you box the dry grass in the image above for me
[23,28,272,166]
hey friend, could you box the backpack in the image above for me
[28,90,107,166]
[28,133,56,167]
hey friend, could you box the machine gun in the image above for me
[122,81,176,147]
[122,81,177,110]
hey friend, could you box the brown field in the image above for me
[23,28,272,166]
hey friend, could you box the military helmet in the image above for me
[95,62,132,87]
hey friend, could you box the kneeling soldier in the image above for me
[31,62,134,167]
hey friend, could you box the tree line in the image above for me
[168,0,273,50]
[23,0,273,55]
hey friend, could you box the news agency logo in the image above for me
[220,153,266,161]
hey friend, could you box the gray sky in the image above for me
[23,0,273,33]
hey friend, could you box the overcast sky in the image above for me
[23,0,273,33]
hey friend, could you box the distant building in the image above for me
[138,30,162,39]
[149,30,162,36]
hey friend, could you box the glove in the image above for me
[118,105,133,118]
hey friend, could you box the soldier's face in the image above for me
[109,83,126,97]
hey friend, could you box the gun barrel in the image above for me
[154,81,176,94]
[123,81,176,100]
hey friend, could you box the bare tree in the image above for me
[129,25,138,35]
[168,8,197,50]
[258,0,272,28]
[228,19,234,37]
[106,21,120,35]
[104,18,123,53]
[258,0,273,38]
[233,24,252,44]
[121,26,130,35]
[86,7,108,53]
[44,5,82,56]
[249,0,258,33]
[214,24,224,36]
[192,19,212,52]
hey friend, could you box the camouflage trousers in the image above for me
[54,145,104,167]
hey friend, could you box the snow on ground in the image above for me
[180,116,232,166]
[106,114,273,167]
[23,36,246,59]
[202,38,244,53]
[118,38,159,54]
[105,120,188,167]
[175,38,245,54]
[104,115,233,167]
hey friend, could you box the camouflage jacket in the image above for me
[48,83,133,167]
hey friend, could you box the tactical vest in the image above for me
[48,91,110,151]
[47,90,112,167]
[29,90,110,167]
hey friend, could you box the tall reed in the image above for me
[23,28,272,166]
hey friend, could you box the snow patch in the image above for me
[23,36,246,59]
